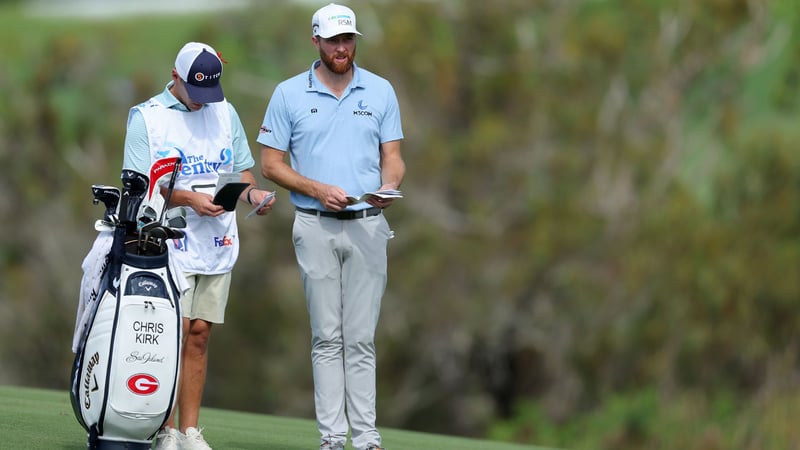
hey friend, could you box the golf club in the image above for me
[91,185,121,223]
[165,207,187,229]
[120,170,150,234]
[158,157,182,226]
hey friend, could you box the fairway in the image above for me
[0,385,550,450]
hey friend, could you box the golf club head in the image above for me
[165,207,187,228]
[166,216,187,229]
[91,185,121,222]
[165,206,186,219]
[138,205,158,229]
[165,227,185,239]
[94,219,114,232]
[144,205,158,221]
[139,221,161,234]
[121,169,149,197]
[148,156,182,201]
[119,170,149,227]
[144,224,185,240]
[147,226,169,241]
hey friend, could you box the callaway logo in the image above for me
[137,279,159,292]
[83,352,101,409]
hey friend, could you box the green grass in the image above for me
[0,385,552,450]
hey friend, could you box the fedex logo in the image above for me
[214,236,234,247]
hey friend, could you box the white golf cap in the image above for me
[311,3,362,39]
[174,42,224,103]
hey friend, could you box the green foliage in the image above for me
[491,387,800,450]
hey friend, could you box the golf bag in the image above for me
[71,161,186,449]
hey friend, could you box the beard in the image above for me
[319,47,356,75]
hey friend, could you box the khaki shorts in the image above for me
[181,272,232,323]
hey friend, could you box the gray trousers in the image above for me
[292,211,391,450]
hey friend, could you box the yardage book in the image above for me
[346,189,403,205]
[245,191,276,220]
[212,173,249,211]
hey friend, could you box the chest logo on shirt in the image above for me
[353,100,372,117]
[155,147,234,176]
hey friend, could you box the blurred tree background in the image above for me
[2,0,800,448]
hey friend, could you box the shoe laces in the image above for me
[155,427,181,449]
[183,427,211,449]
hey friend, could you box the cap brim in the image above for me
[318,29,362,39]
[185,83,224,103]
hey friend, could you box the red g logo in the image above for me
[127,374,159,395]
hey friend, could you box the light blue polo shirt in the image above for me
[256,61,404,211]
[123,82,254,175]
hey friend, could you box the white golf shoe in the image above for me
[153,426,182,450]
[182,426,212,450]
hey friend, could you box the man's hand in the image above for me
[315,184,348,211]
[248,188,277,216]
[366,183,399,209]
[366,196,394,209]
[188,192,226,217]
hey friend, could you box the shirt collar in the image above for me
[160,81,191,112]
[307,60,362,93]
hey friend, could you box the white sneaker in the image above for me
[154,426,182,450]
[182,426,212,450]
[320,438,345,449]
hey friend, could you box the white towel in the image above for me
[72,231,113,353]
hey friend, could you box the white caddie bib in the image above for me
[134,98,239,274]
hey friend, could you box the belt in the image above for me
[296,207,382,220]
